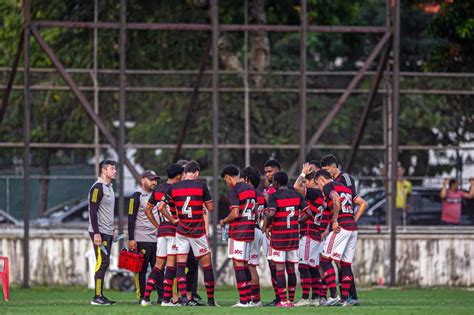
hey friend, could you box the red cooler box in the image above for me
[118,250,144,272]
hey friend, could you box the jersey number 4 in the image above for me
[182,196,193,218]
[242,198,256,220]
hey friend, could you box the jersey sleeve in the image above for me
[127,191,141,241]
[162,185,173,204]
[267,193,277,211]
[229,187,240,209]
[323,182,336,198]
[203,183,213,202]
[148,189,159,206]
[88,183,104,234]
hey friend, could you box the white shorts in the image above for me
[176,233,210,258]
[269,247,298,264]
[298,236,321,267]
[321,228,358,263]
[249,228,265,266]
[156,236,177,258]
[228,238,251,262]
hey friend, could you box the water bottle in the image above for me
[222,224,229,241]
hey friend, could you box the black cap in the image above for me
[141,170,159,180]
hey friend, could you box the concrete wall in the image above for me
[1,229,473,287]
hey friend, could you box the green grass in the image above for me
[1,286,474,314]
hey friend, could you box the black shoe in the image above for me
[207,299,218,307]
[264,299,279,307]
[102,296,117,305]
[180,297,189,306]
[186,298,205,306]
[192,293,203,302]
[157,297,163,304]
[91,295,114,306]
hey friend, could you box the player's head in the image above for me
[221,164,240,188]
[273,171,288,190]
[314,169,332,190]
[264,159,281,183]
[141,170,159,191]
[241,166,261,189]
[167,163,184,181]
[397,163,405,178]
[320,154,339,178]
[449,178,459,191]
[308,160,321,172]
[184,160,200,179]
[304,171,318,189]
[99,159,117,180]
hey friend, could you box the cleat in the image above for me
[323,296,341,307]
[140,299,152,307]
[264,299,279,307]
[186,298,205,306]
[180,297,189,306]
[161,301,178,307]
[275,301,291,308]
[207,300,219,307]
[294,298,311,307]
[91,295,113,306]
[231,302,250,307]
[342,297,361,307]
[249,301,262,307]
[192,293,203,302]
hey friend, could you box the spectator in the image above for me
[396,165,412,226]
[440,178,474,225]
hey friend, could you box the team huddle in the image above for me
[87,155,368,307]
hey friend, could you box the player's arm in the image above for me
[89,183,104,245]
[463,179,474,198]
[329,190,342,233]
[203,183,215,212]
[263,194,276,238]
[353,195,369,222]
[127,192,140,250]
[294,163,311,195]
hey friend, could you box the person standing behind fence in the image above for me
[127,170,160,304]
[88,159,117,306]
[440,178,474,225]
[396,165,412,226]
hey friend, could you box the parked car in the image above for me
[33,195,133,229]
[357,187,474,226]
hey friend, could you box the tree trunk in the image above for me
[249,0,270,88]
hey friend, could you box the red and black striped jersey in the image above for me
[334,172,357,199]
[149,183,177,238]
[301,188,325,242]
[163,180,212,238]
[228,182,257,242]
[322,181,358,231]
[267,188,309,251]
[256,189,266,229]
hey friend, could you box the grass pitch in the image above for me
[1,285,474,314]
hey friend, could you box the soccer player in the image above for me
[142,164,183,306]
[293,163,326,307]
[241,166,265,307]
[261,158,283,306]
[320,154,368,306]
[157,161,217,306]
[88,159,117,306]
[127,170,160,305]
[314,169,362,306]
[264,171,310,307]
[220,165,257,307]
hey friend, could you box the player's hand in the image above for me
[302,162,311,175]
[219,219,225,227]
[332,221,341,233]
[171,218,180,225]
[128,240,137,251]
[93,233,102,246]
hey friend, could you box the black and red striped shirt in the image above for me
[267,188,309,251]
[334,172,358,199]
[322,181,358,231]
[256,189,266,229]
[149,183,177,238]
[163,180,212,238]
[228,182,257,242]
[301,188,325,242]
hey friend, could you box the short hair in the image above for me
[264,159,281,170]
[273,171,288,186]
[305,171,317,181]
[320,154,339,168]
[449,178,458,188]
[314,169,332,180]
[99,160,116,172]
[176,159,189,167]
[184,160,200,173]
[167,163,184,179]
[309,160,321,169]
[241,166,261,188]
[220,164,240,178]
